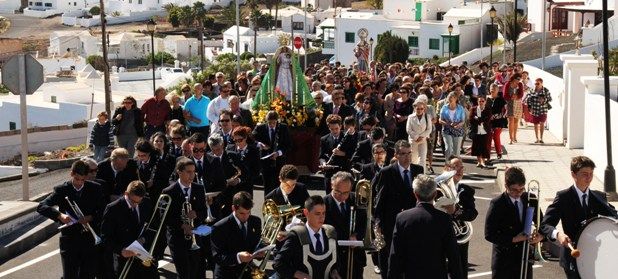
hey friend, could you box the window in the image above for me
[276,20,282,28]
[138,0,142,4]
[35,2,42,6]
[9,122,16,131]
[429,38,440,50]
[292,22,304,31]
[408,36,418,47]
[345,32,355,43]
[44,2,51,6]
[29,2,32,5]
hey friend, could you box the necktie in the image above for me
[183,187,189,197]
[339,202,346,216]
[403,170,411,189]
[270,128,275,143]
[582,194,588,216]
[176,147,181,156]
[196,160,203,175]
[314,233,323,254]
[333,106,339,115]
[240,222,247,239]
[132,207,139,223]
[514,200,521,222]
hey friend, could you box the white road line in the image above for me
[0,249,60,278]
[475,196,493,201]
[468,265,542,278]
[459,179,495,185]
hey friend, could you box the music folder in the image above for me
[337,240,364,247]
[193,225,213,236]
[125,240,152,262]
[523,207,535,236]
[205,191,221,198]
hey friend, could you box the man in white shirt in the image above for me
[207,81,232,132]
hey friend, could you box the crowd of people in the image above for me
[37,58,618,279]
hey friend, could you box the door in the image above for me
[415,2,422,21]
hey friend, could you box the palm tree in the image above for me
[496,12,527,63]
[192,2,208,70]
[262,0,276,28]
[248,0,260,57]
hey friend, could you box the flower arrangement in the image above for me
[252,88,323,128]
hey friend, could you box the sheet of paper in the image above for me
[260,153,275,160]
[193,225,213,236]
[58,212,78,229]
[337,240,364,247]
[205,191,221,198]
[126,240,152,262]
[285,216,303,231]
[252,244,276,257]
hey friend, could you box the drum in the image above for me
[576,216,618,279]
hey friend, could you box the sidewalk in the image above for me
[494,125,618,211]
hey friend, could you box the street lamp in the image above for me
[601,0,617,199]
[146,19,157,95]
[369,37,374,61]
[489,6,496,65]
[447,23,453,66]
[189,44,192,67]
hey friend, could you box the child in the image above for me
[90,111,115,162]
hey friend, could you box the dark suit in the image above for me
[252,122,292,195]
[324,194,366,279]
[318,103,356,136]
[203,151,246,217]
[265,183,310,208]
[373,162,424,279]
[161,182,207,279]
[454,183,479,278]
[227,143,261,197]
[96,158,139,203]
[232,108,255,129]
[214,129,235,148]
[351,139,394,169]
[319,132,355,193]
[37,181,105,279]
[273,226,339,279]
[100,196,157,278]
[485,192,540,279]
[137,154,174,202]
[540,186,617,278]
[210,214,262,279]
[388,203,463,279]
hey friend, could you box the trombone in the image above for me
[520,180,545,279]
[64,196,102,245]
[119,194,172,279]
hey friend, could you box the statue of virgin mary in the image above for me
[273,45,294,100]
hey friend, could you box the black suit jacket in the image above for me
[319,132,355,170]
[203,151,246,217]
[211,214,262,279]
[454,183,479,222]
[101,196,153,255]
[388,203,463,279]
[273,226,338,279]
[373,163,424,243]
[540,186,617,269]
[351,139,394,168]
[96,158,139,202]
[323,194,367,268]
[252,122,292,160]
[37,180,105,236]
[161,182,207,248]
[485,192,540,278]
[233,108,254,129]
[265,183,310,208]
[227,143,261,186]
[137,154,174,200]
[214,129,235,148]
[318,103,356,136]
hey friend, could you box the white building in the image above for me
[325,0,507,65]
[301,0,350,10]
[0,0,22,12]
[48,30,98,58]
[163,35,200,60]
[104,32,163,61]
[26,0,97,12]
[222,25,282,55]
[260,6,315,34]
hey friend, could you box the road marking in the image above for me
[0,249,59,278]
[475,196,493,201]
[459,179,495,185]
[468,265,542,278]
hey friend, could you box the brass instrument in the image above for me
[239,199,300,279]
[520,180,545,279]
[354,179,385,251]
[434,171,473,244]
[182,195,201,250]
[119,194,172,279]
[63,196,102,245]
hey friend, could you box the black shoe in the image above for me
[428,166,435,174]
[497,154,502,159]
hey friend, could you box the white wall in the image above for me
[23,8,61,17]
[0,0,21,12]
[0,100,88,131]
[439,46,491,67]
[0,127,88,161]
[521,64,565,141]
[582,77,618,189]
[116,70,161,82]
[37,58,87,75]
[524,38,618,69]
[61,10,166,27]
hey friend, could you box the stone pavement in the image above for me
[494,125,618,211]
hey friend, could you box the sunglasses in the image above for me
[233,138,245,143]
[219,119,230,123]
[193,148,206,153]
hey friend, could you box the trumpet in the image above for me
[520,180,545,279]
[182,195,200,250]
[63,196,102,245]
[119,194,172,279]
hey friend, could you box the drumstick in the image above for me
[568,243,580,258]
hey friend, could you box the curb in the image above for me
[0,168,48,183]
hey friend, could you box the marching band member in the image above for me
[212,110,235,148]
[319,114,355,193]
[444,155,479,278]
[324,171,366,279]
[162,157,207,279]
[351,127,393,168]
[96,148,139,203]
[210,191,263,278]
[227,126,261,198]
[100,180,157,278]
[37,160,105,279]
[134,139,170,201]
[540,156,617,279]
[388,174,463,279]
[265,164,310,208]
[273,195,342,279]
[485,167,543,279]
[359,143,387,183]
[204,133,245,217]
[253,110,292,195]
[373,140,424,279]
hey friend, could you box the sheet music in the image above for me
[337,240,364,247]
[57,212,78,229]
[285,216,303,231]
[125,240,152,262]
[252,244,276,257]
[205,191,221,198]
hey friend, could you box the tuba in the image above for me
[239,199,300,279]
[354,179,386,251]
[119,194,172,279]
[434,171,473,244]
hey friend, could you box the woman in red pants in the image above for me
[487,84,507,160]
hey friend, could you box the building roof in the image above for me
[443,6,489,19]
[224,25,255,36]
[318,18,335,28]
[259,6,306,17]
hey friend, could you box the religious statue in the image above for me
[274,45,294,100]
[354,28,370,73]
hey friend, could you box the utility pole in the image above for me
[541,0,546,70]
[513,0,517,62]
[99,0,112,115]
[236,0,241,74]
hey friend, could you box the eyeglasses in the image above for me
[397,151,412,155]
[219,119,231,123]
[182,90,190,93]
[193,148,206,153]
[233,138,245,143]
[332,189,351,196]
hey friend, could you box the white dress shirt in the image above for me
[306,223,324,253]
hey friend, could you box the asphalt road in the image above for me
[0,142,566,278]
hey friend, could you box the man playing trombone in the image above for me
[485,167,543,279]
[100,180,157,278]
[37,160,105,279]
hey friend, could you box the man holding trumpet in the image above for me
[37,160,105,279]
[540,156,617,279]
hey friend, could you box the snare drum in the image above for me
[576,216,618,279]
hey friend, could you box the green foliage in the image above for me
[495,13,527,47]
[217,53,238,62]
[89,6,101,15]
[179,5,194,27]
[164,4,181,27]
[0,84,9,94]
[65,144,87,153]
[147,52,175,66]
[373,31,409,64]
[86,55,107,71]
[240,51,254,60]
[367,0,383,9]
[203,16,215,27]
[217,1,246,28]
